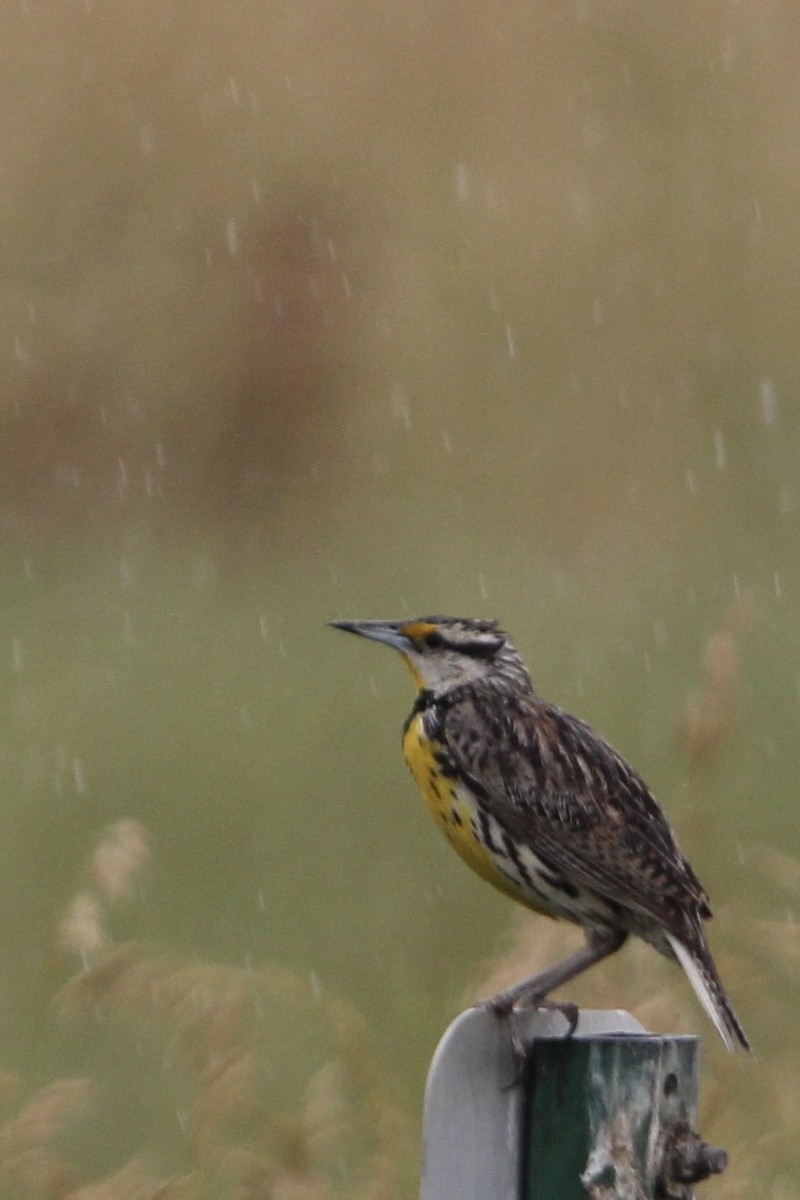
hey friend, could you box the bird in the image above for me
[330,615,750,1052]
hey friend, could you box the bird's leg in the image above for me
[485,928,628,1021]
[486,929,628,1083]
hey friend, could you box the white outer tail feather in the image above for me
[666,932,746,1053]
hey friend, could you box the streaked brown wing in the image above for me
[438,689,711,929]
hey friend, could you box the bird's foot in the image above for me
[484,990,579,1036]
[480,992,580,1084]
[483,997,529,1076]
[530,996,580,1037]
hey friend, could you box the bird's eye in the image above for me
[424,631,444,649]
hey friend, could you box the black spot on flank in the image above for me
[434,748,461,780]
[540,872,580,900]
[477,809,501,854]
[501,832,536,890]
[450,807,463,826]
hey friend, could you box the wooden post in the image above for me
[419,1008,727,1200]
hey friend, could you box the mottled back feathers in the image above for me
[426,680,712,938]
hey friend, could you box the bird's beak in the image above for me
[329,619,413,653]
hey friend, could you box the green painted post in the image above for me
[420,1009,728,1200]
[525,1035,710,1199]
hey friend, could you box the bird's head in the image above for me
[329,615,530,696]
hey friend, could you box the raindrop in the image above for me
[11,638,24,673]
[73,758,86,795]
[759,378,778,426]
[390,383,412,430]
[455,162,470,202]
[442,431,453,454]
[14,333,30,366]
[773,571,782,600]
[225,218,240,258]
[685,468,698,494]
[713,430,727,470]
[477,573,488,600]
[505,325,516,358]
[119,556,135,589]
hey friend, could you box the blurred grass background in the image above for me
[0,1,797,1195]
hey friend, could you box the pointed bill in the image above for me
[328,619,414,653]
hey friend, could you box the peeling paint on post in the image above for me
[525,1035,705,1199]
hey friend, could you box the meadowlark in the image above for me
[330,615,750,1052]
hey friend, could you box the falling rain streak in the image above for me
[713,430,727,470]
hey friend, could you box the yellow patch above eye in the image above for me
[401,620,438,641]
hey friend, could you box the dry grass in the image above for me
[680,594,755,769]
[0,820,412,1200]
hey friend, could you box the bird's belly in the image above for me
[402,717,563,917]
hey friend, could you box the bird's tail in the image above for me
[666,930,751,1053]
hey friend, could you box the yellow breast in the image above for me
[402,711,537,903]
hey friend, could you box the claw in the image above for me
[480,992,581,1087]
[481,998,528,1088]
[534,997,579,1037]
